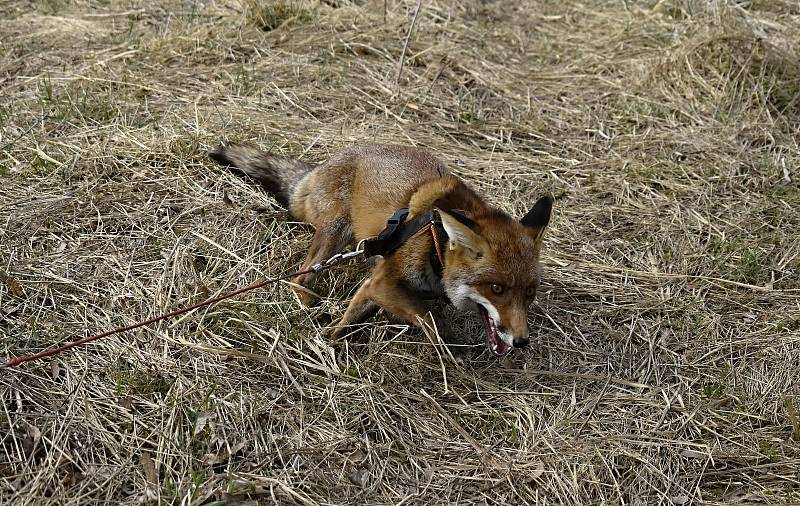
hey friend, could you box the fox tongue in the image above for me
[479,306,510,356]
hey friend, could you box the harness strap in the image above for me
[363,208,462,280]
[363,208,434,258]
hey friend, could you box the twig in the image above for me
[395,0,423,87]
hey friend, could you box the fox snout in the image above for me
[513,333,530,348]
[497,324,530,348]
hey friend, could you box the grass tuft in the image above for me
[241,0,314,32]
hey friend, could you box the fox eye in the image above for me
[526,286,537,298]
[490,284,505,295]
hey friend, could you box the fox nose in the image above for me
[513,335,530,348]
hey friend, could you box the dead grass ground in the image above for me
[1,0,800,504]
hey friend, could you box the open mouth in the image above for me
[478,305,511,357]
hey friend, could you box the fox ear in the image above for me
[521,196,553,240]
[438,210,486,258]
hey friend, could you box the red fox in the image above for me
[209,144,552,356]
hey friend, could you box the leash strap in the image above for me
[2,247,366,369]
[4,207,466,368]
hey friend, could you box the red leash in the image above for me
[1,248,365,369]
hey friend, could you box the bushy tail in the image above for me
[208,144,314,208]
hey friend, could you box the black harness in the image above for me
[362,208,450,278]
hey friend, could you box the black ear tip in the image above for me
[532,195,554,217]
[521,195,554,228]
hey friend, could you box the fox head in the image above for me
[438,196,553,356]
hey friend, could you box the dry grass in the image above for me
[2,0,800,504]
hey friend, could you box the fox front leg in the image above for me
[332,262,454,345]
[330,279,380,340]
